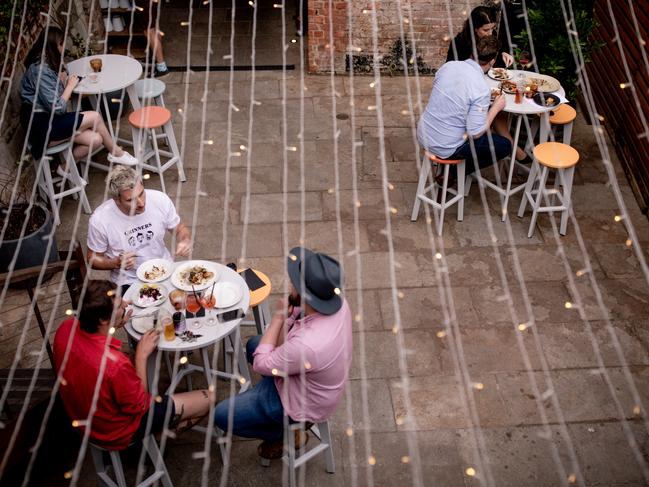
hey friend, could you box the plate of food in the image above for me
[131,312,157,334]
[137,259,173,283]
[525,74,560,93]
[213,282,243,308]
[533,92,560,108]
[488,67,511,81]
[171,260,219,291]
[500,80,517,94]
[135,284,167,308]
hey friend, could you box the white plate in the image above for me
[213,282,243,308]
[137,259,173,283]
[134,284,167,308]
[488,68,512,81]
[171,260,220,292]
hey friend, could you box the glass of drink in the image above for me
[89,58,103,72]
[159,310,175,342]
[186,293,202,329]
[200,292,216,325]
[514,75,525,104]
[169,290,187,311]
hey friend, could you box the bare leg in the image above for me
[73,129,103,161]
[493,112,527,160]
[170,390,211,430]
[77,111,124,156]
[145,28,165,64]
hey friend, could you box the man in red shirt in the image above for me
[54,280,210,450]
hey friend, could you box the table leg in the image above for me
[100,94,116,142]
[539,112,550,143]
[201,348,213,387]
[126,84,141,110]
[501,115,523,222]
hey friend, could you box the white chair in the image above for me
[89,434,173,487]
[34,140,91,226]
[134,78,167,108]
[411,151,466,236]
[260,421,335,487]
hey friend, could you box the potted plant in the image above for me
[511,0,603,102]
[0,164,58,280]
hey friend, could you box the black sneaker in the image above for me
[154,66,170,78]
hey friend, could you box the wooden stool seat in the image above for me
[533,142,579,169]
[248,269,272,307]
[425,152,463,165]
[549,104,577,125]
[129,106,171,129]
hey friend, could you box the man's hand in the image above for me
[66,74,80,90]
[502,52,514,67]
[117,251,137,270]
[491,94,506,113]
[274,296,293,321]
[136,330,159,360]
[175,238,192,257]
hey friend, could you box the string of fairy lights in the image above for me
[0,0,647,486]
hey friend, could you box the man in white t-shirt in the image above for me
[87,166,192,291]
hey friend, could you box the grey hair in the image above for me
[106,166,141,198]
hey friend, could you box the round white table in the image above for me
[484,70,567,221]
[124,261,252,393]
[67,54,143,150]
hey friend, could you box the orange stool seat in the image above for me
[129,106,171,129]
[549,104,576,125]
[533,142,579,169]
[425,151,463,165]
[247,269,272,307]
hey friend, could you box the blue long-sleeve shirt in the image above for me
[20,62,68,115]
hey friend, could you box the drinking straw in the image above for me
[208,281,216,304]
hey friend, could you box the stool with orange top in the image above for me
[518,142,580,237]
[128,106,186,192]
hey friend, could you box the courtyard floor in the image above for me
[3,66,649,486]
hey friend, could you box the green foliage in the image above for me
[65,32,95,60]
[514,0,604,100]
[0,0,49,68]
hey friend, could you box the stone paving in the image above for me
[4,58,649,487]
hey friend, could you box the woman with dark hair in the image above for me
[20,26,136,164]
[446,6,513,68]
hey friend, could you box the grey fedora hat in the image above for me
[287,247,343,315]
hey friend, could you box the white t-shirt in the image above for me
[87,190,181,286]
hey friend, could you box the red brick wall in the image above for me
[308,0,483,74]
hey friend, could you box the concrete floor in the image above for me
[3,66,649,485]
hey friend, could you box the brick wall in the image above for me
[0,0,102,174]
[308,0,484,74]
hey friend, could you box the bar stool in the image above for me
[33,140,91,226]
[240,268,272,334]
[410,151,466,236]
[89,434,173,487]
[128,106,186,193]
[260,420,335,487]
[134,78,167,108]
[518,142,580,237]
[548,104,577,145]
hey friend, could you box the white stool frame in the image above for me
[518,158,576,237]
[89,434,173,487]
[35,142,91,226]
[411,154,466,236]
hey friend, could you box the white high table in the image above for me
[484,70,566,221]
[67,54,142,155]
[124,262,252,393]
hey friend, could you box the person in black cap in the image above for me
[214,247,353,461]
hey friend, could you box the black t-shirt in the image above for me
[445,34,507,68]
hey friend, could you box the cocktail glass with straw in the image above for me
[201,282,217,325]
[186,285,202,329]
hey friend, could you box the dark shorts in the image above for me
[20,103,82,159]
[131,395,176,442]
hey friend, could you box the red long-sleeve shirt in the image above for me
[53,318,150,450]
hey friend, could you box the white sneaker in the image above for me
[107,151,138,166]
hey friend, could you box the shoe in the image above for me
[107,151,138,166]
[154,66,170,78]
[257,431,309,460]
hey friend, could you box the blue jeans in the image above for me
[213,335,285,441]
[447,132,512,177]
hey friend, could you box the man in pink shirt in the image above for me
[214,247,353,460]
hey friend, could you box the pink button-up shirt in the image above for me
[253,299,353,423]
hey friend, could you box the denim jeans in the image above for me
[447,132,513,178]
[213,335,286,441]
